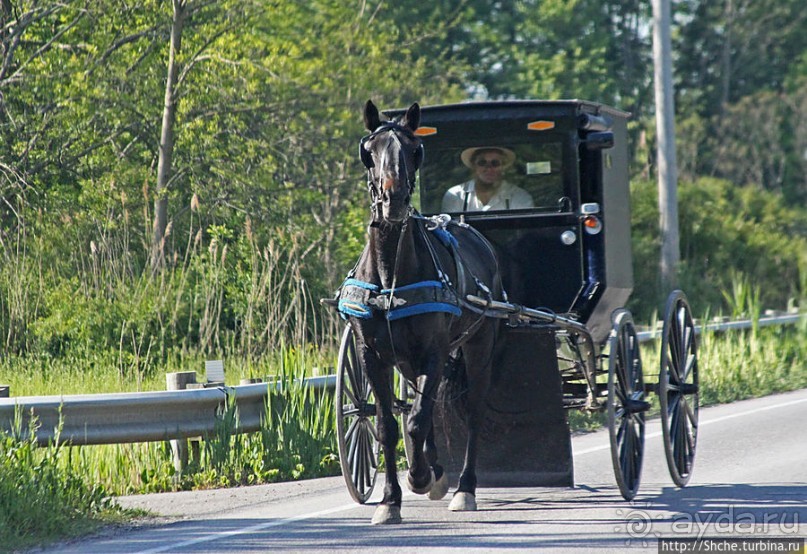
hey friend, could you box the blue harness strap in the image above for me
[336,278,460,320]
[333,215,469,321]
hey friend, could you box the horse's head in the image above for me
[361,100,423,224]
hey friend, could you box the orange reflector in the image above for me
[527,120,555,131]
[583,215,603,235]
[414,126,438,136]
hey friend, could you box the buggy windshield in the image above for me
[417,140,569,215]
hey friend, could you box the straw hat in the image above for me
[460,146,516,169]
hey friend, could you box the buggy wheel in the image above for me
[660,290,699,487]
[607,310,648,501]
[335,325,379,504]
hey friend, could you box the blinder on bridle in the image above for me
[359,122,424,176]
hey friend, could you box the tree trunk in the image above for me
[719,0,734,114]
[153,0,186,268]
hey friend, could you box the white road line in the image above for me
[135,393,807,553]
[572,395,807,456]
[134,479,416,553]
[134,502,361,554]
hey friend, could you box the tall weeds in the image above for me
[0,188,335,392]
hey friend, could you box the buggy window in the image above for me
[417,141,567,215]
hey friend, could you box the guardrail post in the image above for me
[0,385,9,398]
[166,371,197,473]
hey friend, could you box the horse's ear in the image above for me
[401,102,421,132]
[364,100,382,132]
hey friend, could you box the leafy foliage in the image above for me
[629,177,807,320]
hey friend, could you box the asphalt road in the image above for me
[41,388,807,553]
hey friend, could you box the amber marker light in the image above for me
[582,215,603,235]
[414,126,438,136]
[527,120,555,131]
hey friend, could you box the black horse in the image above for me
[336,100,505,524]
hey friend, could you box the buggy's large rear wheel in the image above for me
[607,310,649,501]
[659,290,699,487]
[335,325,379,504]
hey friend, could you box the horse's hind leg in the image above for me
[449,330,495,512]
[425,424,449,500]
[405,354,445,495]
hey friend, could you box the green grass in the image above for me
[0,418,137,552]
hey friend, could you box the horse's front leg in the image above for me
[362,354,402,524]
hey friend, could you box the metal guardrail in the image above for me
[0,313,801,447]
[636,312,803,342]
[0,376,335,447]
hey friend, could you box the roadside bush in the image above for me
[629,177,807,320]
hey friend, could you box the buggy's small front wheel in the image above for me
[335,325,379,504]
[659,290,699,487]
[607,310,649,501]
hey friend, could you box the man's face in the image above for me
[473,152,505,187]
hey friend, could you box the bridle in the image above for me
[360,122,424,225]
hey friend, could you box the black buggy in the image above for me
[334,100,699,503]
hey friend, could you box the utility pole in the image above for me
[652,0,680,290]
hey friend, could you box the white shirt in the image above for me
[441,180,534,212]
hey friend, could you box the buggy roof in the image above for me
[384,99,630,124]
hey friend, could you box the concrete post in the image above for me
[166,371,197,472]
[0,385,9,398]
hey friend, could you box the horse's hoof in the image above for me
[371,505,402,525]
[448,492,477,511]
[406,468,435,495]
[428,471,449,500]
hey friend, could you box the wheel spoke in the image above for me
[667,390,682,417]
[668,312,681,377]
[682,352,696,385]
[342,383,360,409]
[619,331,632,394]
[366,416,379,442]
[682,397,698,428]
[619,413,629,443]
[344,337,360,396]
[345,416,360,442]
[625,418,637,488]
[347,419,359,468]
[361,423,373,491]
[676,406,688,473]
[620,419,631,484]
[684,422,695,462]
[680,326,693,377]
[354,425,365,491]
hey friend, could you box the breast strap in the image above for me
[337,278,460,320]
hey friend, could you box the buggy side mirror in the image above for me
[584,131,614,150]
